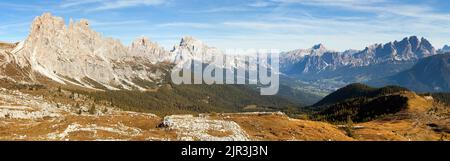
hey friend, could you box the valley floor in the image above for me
[0,88,448,141]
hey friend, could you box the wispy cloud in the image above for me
[0,22,30,30]
[156,22,213,29]
[60,0,103,8]
[272,0,450,21]
[89,20,148,27]
[0,2,44,11]
[186,6,253,13]
[60,0,168,11]
[248,1,275,7]
[223,21,312,30]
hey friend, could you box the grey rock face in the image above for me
[438,45,450,54]
[8,13,171,90]
[281,36,437,75]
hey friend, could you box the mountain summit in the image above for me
[128,36,172,63]
[171,36,222,63]
[354,36,436,64]
[438,45,450,54]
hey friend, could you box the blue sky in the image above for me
[0,0,449,51]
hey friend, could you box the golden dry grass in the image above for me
[0,112,178,141]
[0,85,447,141]
[214,113,354,141]
[354,119,448,141]
[206,129,233,137]
[0,42,16,49]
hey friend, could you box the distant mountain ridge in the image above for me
[279,36,439,94]
[370,53,450,92]
[438,45,450,54]
[281,36,437,75]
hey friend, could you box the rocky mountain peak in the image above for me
[30,12,65,37]
[408,36,420,48]
[171,36,222,63]
[364,43,382,51]
[312,43,326,50]
[419,37,433,49]
[178,36,206,49]
[438,45,450,54]
[309,43,329,55]
[128,36,172,63]
[131,36,156,49]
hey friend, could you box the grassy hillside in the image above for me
[313,83,409,107]
[312,95,409,123]
[310,84,412,123]
[69,84,299,116]
[421,93,450,106]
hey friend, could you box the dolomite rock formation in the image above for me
[171,36,223,64]
[7,13,170,90]
[128,37,173,64]
[0,13,248,90]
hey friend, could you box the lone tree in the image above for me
[88,104,96,115]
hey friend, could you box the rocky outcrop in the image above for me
[162,115,250,141]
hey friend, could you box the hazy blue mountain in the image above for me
[280,36,437,92]
[369,53,450,92]
[438,45,450,54]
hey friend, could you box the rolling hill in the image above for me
[310,84,431,123]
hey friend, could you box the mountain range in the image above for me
[0,13,228,91]
[0,13,303,115]
[280,36,437,79]
[278,36,450,94]
[1,12,449,102]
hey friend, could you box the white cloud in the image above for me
[60,0,103,8]
[0,22,30,30]
[248,1,274,7]
[94,0,166,11]
[89,20,147,27]
[0,2,44,11]
[60,0,168,11]
[272,0,450,21]
[156,22,213,29]
[223,21,312,30]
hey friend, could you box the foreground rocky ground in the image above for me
[0,88,448,141]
